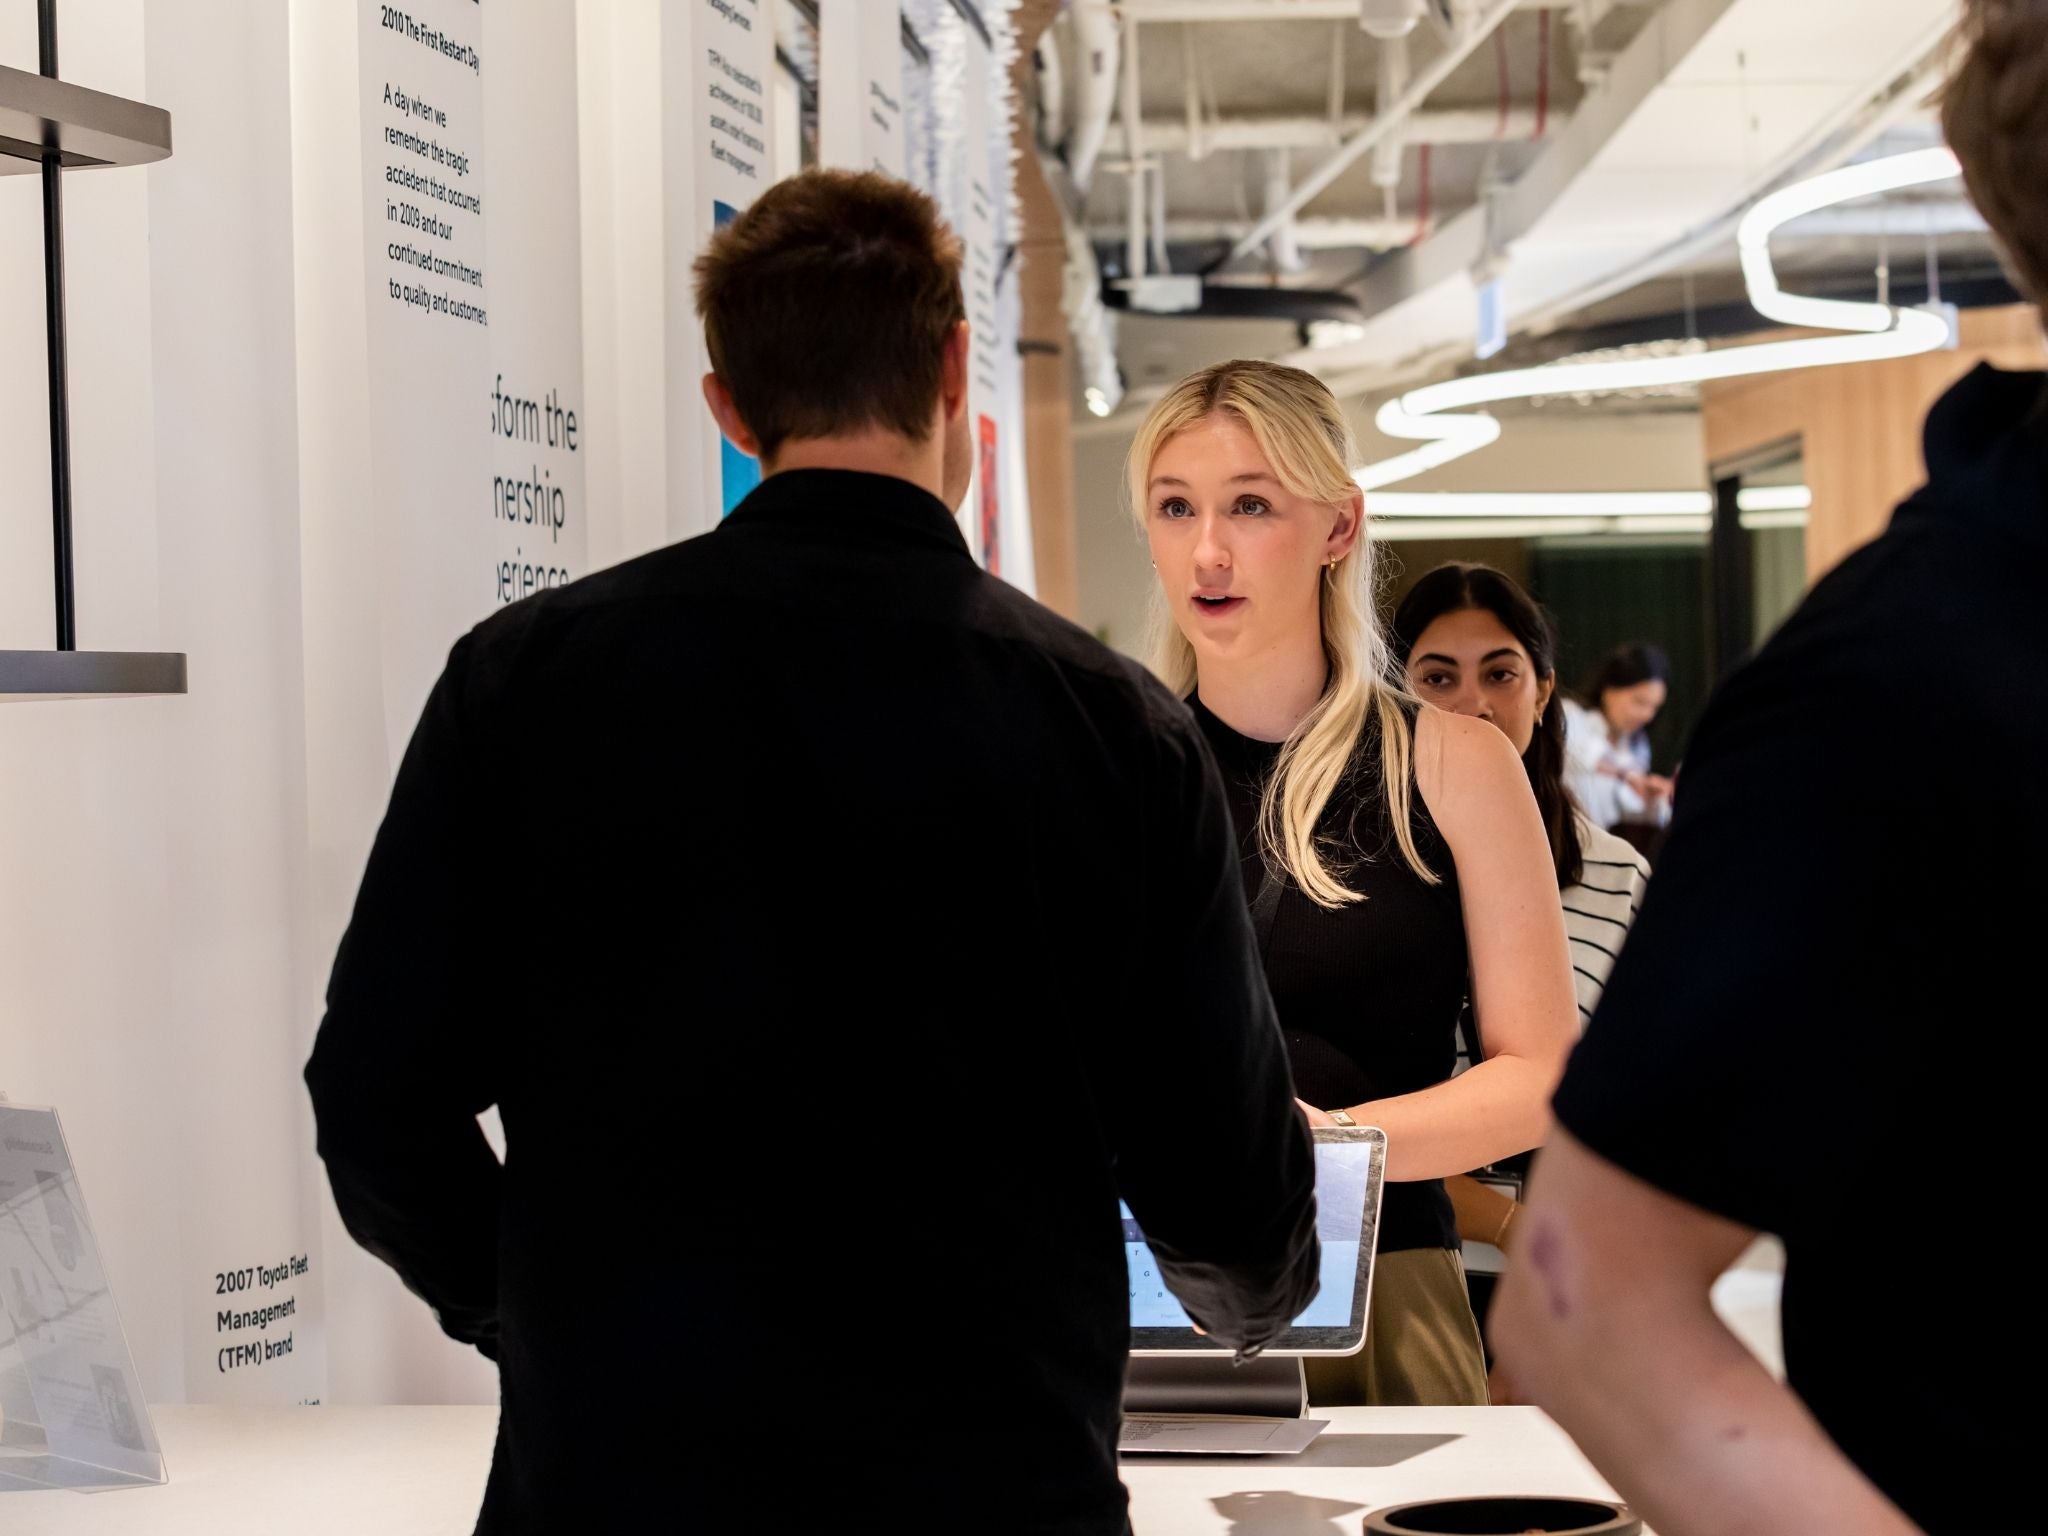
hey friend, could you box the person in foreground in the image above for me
[1492,5,2044,1530]
[304,169,1319,1536]
[1129,361,1576,1405]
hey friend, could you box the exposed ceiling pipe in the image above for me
[1124,106,1547,155]
[1360,0,1425,37]
[1263,150,1307,272]
[1033,31,1065,154]
[1217,0,1523,267]
[1087,202,1990,251]
[1120,7,1148,283]
[1182,23,1209,161]
[1151,154,1173,273]
[1037,140,1125,416]
[1372,33,1411,220]
[1088,214,1445,247]
[1025,10,1125,415]
[1325,22,1346,129]
[1783,200,1987,239]
[1066,3,1120,196]
[1565,0,1622,85]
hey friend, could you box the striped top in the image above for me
[1563,815,1651,1029]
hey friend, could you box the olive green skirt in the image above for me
[1303,1246,1488,1407]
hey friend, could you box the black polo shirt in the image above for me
[305,468,1319,1536]
[1555,364,2044,1529]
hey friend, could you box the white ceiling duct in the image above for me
[1033,32,1065,154]
[1360,0,1426,38]
[1066,2,1121,197]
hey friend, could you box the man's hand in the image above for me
[1296,1099,1339,1129]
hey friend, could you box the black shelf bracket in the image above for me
[1,0,184,700]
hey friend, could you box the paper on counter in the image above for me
[1118,1413,1329,1456]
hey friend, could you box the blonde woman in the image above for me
[1129,360,1577,1405]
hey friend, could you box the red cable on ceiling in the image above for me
[1409,144,1434,244]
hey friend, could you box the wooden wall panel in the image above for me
[1010,2,1080,619]
[1701,306,2045,582]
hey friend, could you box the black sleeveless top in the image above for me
[1192,696,1465,1254]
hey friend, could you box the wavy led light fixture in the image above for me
[1357,147,1964,493]
[1367,486,1812,541]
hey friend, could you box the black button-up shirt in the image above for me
[306,468,1319,1535]
[1555,365,2047,1530]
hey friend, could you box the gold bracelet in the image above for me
[1493,1202,1519,1248]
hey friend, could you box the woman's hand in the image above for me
[1296,1099,1339,1129]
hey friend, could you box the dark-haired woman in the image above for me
[1563,643,1674,830]
[1392,565,1651,1035]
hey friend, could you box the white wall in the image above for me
[0,0,320,1405]
[3,0,1031,1411]
[147,0,324,1406]
[577,0,671,574]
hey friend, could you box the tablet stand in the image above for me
[1122,1354,1308,1419]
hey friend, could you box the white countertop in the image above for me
[3,1403,1625,1533]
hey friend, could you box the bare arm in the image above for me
[1314,707,1575,1180]
[1492,1130,1921,1536]
[1447,1172,1520,1249]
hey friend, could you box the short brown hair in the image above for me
[1943,0,2048,308]
[694,169,966,459]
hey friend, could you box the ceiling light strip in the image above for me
[1357,148,1963,492]
[1369,486,1812,518]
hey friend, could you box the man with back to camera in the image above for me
[304,168,1321,1535]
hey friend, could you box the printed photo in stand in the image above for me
[0,1106,166,1492]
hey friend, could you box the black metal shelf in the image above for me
[3,2,184,703]
[0,64,170,173]
[1,650,186,702]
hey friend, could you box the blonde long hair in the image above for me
[1127,360,1435,907]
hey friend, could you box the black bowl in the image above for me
[1363,1495,1640,1535]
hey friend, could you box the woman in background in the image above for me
[1563,643,1674,830]
[1391,563,1654,1267]
[1392,564,1651,1033]
[1128,361,1576,1405]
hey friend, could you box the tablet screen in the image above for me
[1124,1126,1384,1356]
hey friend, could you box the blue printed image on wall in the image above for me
[714,200,763,517]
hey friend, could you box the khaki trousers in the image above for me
[1303,1246,1488,1407]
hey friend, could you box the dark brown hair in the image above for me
[1943,0,2048,309]
[1391,563,1582,891]
[693,169,966,460]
